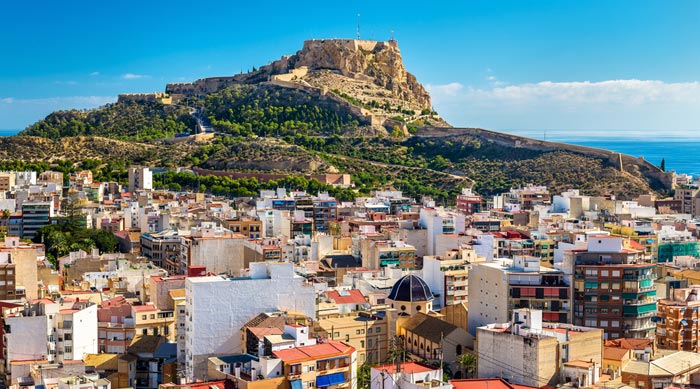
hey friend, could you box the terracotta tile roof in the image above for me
[132,304,157,312]
[273,340,354,363]
[325,289,366,305]
[450,378,522,389]
[375,362,436,375]
[604,347,630,361]
[248,327,284,339]
[604,338,653,350]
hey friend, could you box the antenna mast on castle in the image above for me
[357,13,361,40]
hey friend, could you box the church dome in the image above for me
[388,274,433,302]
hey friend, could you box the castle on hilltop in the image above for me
[165,38,400,100]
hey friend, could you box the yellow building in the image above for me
[318,313,388,365]
[131,303,175,341]
[605,223,658,261]
[273,340,356,389]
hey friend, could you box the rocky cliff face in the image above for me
[262,39,432,110]
[166,39,433,112]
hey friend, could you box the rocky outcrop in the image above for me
[167,39,432,111]
[272,39,431,110]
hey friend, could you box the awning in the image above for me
[291,380,303,389]
[317,372,346,387]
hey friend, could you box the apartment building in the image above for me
[476,309,603,388]
[361,240,417,270]
[656,286,700,351]
[140,230,181,270]
[178,222,246,275]
[273,341,356,389]
[468,256,571,334]
[97,296,135,354]
[21,201,53,239]
[456,188,482,215]
[2,298,97,381]
[184,262,315,381]
[0,236,43,299]
[128,167,153,193]
[422,249,477,309]
[318,312,388,365]
[573,263,656,339]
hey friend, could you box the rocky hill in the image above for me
[7,38,674,201]
[166,39,446,129]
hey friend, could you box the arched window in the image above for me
[414,339,417,347]
[401,305,406,311]
[456,344,463,355]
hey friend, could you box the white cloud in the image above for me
[89,71,100,76]
[0,98,14,104]
[53,80,78,85]
[428,79,700,130]
[122,73,147,80]
[426,82,463,97]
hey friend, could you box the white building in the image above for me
[419,207,466,256]
[128,167,152,193]
[184,262,315,381]
[3,299,97,369]
[370,362,451,389]
[467,256,571,334]
[178,222,246,275]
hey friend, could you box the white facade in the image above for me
[57,304,99,361]
[180,223,245,275]
[370,363,450,389]
[3,301,97,368]
[419,208,466,256]
[184,262,315,381]
[128,167,152,193]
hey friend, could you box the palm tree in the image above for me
[457,352,477,379]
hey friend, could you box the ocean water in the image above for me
[502,129,700,177]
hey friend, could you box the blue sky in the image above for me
[1,0,699,131]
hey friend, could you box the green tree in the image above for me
[660,158,666,172]
[391,125,405,139]
[456,352,477,378]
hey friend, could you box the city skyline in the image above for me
[1,0,699,130]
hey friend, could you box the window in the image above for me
[375,327,381,333]
[142,329,148,335]
[360,340,365,348]
[150,314,155,319]
[141,315,147,320]
[333,332,340,338]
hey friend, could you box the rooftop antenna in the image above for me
[357,13,361,40]
[390,29,395,41]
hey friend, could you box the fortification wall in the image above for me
[192,167,352,187]
[416,127,674,191]
[265,80,374,127]
[118,92,172,104]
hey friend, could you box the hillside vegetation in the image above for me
[20,101,195,140]
[10,38,669,201]
[202,84,364,137]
